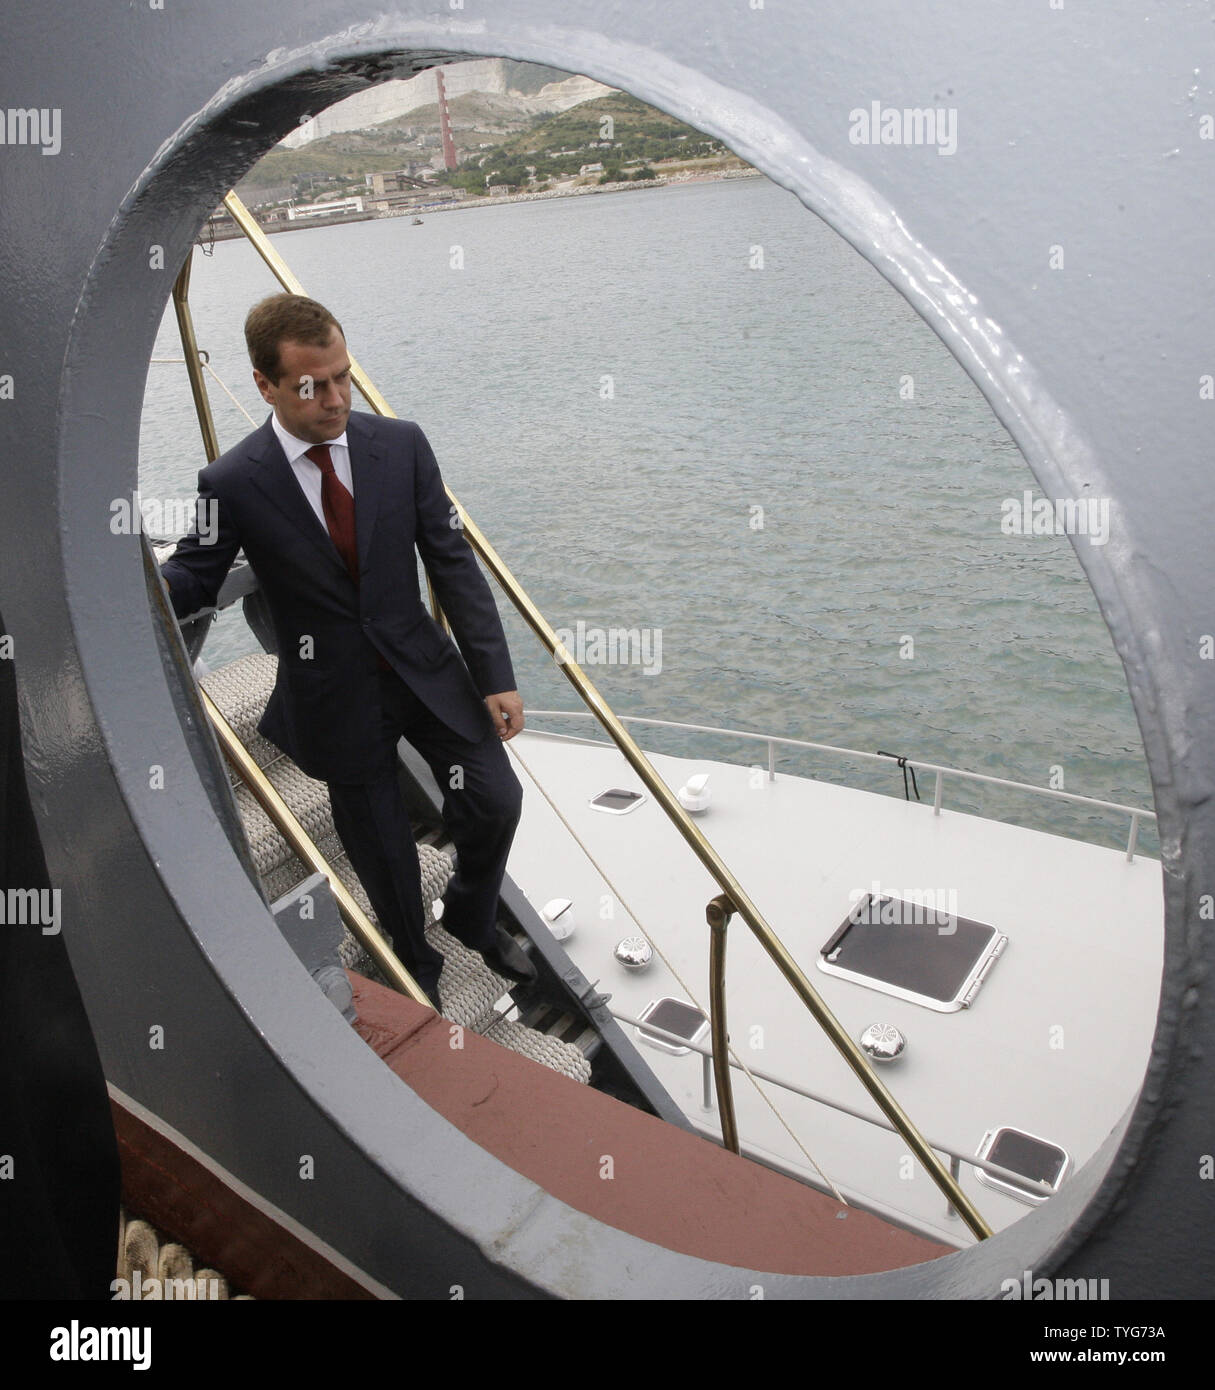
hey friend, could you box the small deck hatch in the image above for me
[636,997,709,1055]
[589,787,646,814]
[817,893,1007,1012]
[974,1127,1070,1204]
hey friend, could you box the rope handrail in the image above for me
[198,688,430,1007]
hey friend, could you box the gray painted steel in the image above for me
[0,2,1210,1297]
[272,872,356,1022]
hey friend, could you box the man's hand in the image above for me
[485,690,524,742]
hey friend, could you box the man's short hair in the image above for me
[245,294,344,382]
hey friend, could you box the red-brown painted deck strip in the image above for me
[350,972,950,1278]
[112,1098,376,1300]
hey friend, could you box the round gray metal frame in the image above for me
[1,3,1210,1297]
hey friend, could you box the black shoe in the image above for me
[418,979,444,1013]
[480,926,538,986]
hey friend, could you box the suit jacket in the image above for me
[162,412,515,783]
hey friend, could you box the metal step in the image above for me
[517,1002,601,1061]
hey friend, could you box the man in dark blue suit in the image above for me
[161,294,533,1009]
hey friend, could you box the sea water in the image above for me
[139,176,1157,856]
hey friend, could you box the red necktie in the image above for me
[304,444,359,584]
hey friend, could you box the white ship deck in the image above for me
[504,727,1163,1246]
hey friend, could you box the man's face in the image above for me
[253,328,352,444]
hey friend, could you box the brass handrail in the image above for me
[706,895,740,1155]
[172,254,221,465]
[202,191,993,1240]
[199,687,430,1007]
[169,268,430,1006]
[610,1008,1058,1204]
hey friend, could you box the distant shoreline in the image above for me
[376,164,762,217]
[203,166,763,242]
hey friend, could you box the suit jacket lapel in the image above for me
[348,414,383,576]
[247,418,348,576]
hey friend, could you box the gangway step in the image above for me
[517,1003,602,1061]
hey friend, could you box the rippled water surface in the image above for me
[140,176,1157,856]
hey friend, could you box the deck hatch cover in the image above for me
[817,893,1007,1012]
[974,1127,1070,1204]
[635,997,709,1055]
[590,787,646,814]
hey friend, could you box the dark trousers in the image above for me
[326,670,522,993]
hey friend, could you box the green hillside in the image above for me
[237,146,404,191]
[235,88,731,202]
[486,91,719,167]
[436,92,728,191]
[500,59,571,95]
[236,91,540,196]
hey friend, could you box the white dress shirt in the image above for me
[271,413,354,529]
